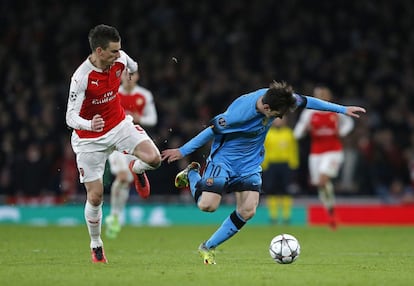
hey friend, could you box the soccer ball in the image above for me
[269,233,300,264]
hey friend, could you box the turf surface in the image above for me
[0,225,413,285]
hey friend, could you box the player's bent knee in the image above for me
[149,147,161,163]
[196,190,221,212]
[197,198,219,212]
[139,153,161,169]
[88,195,103,206]
[149,154,161,168]
[197,203,218,212]
[85,181,104,205]
[238,208,256,220]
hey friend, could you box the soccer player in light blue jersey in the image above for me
[161,81,365,264]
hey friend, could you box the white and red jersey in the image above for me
[118,85,157,127]
[293,110,354,154]
[66,50,138,139]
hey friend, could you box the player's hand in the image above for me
[161,149,183,163]
[345,106,366,118]
[91,114,105,132]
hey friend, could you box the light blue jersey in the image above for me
[175,86,351,252]
[208,88,272,176]
[179,88,347,194]
[180,88,271,177]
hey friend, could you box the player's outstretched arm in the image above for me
[345,106,366,118]
[162,126,215,164]
[161,149,183,163]
[303,96,366,119]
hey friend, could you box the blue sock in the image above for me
[205,211,246,249]
[188,169,201,198]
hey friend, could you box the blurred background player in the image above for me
[105,70,158,238]
[293,86,354,230]
[262,117,299,224]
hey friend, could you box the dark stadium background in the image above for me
[1,0,413,206]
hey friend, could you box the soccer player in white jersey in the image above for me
[293,86,354,230]
[161,81,365,264]
[105,70,158,238]
[65,24,161,263]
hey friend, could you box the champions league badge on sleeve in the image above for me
[70,91,77,102]
[218,117,226,127]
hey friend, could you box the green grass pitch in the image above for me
[0,225,413,286]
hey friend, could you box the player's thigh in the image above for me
[108,150,130,174]
[231,172,261,218]
[196,161,229,195]
[133,139,161,163]
[76,151,109,183]
[308,154,322,185]
[228,172,262,193]
[235,191,260,219]
[196,161,229,210]
[319,151,344,178]
[116,123,159,159]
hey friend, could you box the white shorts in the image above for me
[308,151,344,185]
[71,117,151,183]
[108,151,134,183]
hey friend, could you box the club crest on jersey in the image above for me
[79,168,85,177]
[136,98,144,106]
[206,178,214,186]
[218,117,226,127]
[116,69,122,78]
[262,117,269,126]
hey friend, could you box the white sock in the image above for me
[110,179,130,217]
[132,159,156,174]
[318,187,329,208]
[318,181,335,211]
[84,200,103,249]
[325,181,335,210]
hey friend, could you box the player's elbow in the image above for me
[146,119,157,127]
[65,113,74,129]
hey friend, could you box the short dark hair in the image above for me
[88,24,121,51]
[262,81,296,113]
